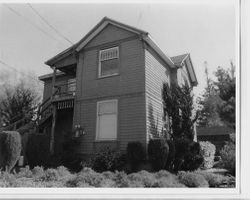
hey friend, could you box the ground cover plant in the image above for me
[0,165,235,188]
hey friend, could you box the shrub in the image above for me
[32,166,45,181]
[43,168,60,181]
[195,171,229,187]
[220,135,235,175]
[165,140,175,171]
[174,139,203,171]
[182,152,204,171]
[0,131,22,172]
[26,133,50,168]
[113,171,130,187]
[199,141,216,169]
[154,170,185,187]
[128,170,156,187]
[126,141,146,171]
[178,171,209,187]
[90,147,126,172]
[66,167,104,187]
[148,139,169,171]
[16,165,33,178]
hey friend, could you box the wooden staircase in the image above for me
[37,97,53,126]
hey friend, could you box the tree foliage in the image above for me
[162,82,198,140]
[214,64,235,129]
[197,62,235,129]
[0,82,40,128]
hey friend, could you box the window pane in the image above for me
[99,101,117,115]
[98,114,117,140]
[101,59,118,77]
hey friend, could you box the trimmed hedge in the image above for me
[0,131,22,172]
[26,133,50,168]
[199,141,216,169]
[90,147,126,172]
[148,139,169,171]
[126,141,146,171]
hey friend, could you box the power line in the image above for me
[3,4,65,45]
[27,3,74,45]
[0,59,43,85]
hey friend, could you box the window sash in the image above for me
[96,100,118,140]
[99,47,119,78]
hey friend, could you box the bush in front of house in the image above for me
[126,141,146,171]
[177,171,209,187]
[148,138,169,171]
[174,138,203,171]
[26,133,51,168]
[0,131,22,172]
[195,170,230,188]
[165,140,176,171]
[220,135,235,175]
[90,147,126,172]
[199,141,216,169]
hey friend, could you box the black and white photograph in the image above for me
[0,0,248,199]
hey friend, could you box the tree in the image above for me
[214,63,235,129]
[162,82,199,141]
[0,82,40,128]
[197,62,223,127]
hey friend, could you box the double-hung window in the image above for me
[96,100,118,140]
[99,47,119,78]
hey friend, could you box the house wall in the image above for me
[73,26,147,154]
[145,47,171,142]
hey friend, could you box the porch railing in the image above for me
[53,79,76,99]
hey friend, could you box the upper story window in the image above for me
[98,47,119,78]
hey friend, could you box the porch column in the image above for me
[50,66,57,155]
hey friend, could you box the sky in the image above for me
[0,1,237,97]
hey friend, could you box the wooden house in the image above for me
[38,17,198,157]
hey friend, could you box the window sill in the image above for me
[97,73,120,80]
[94,139,119,143]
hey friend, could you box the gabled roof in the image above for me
[171,53,189,66]
[171,53,198,86]
[45,17,175,68]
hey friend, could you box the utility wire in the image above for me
[0,59,43,84]
[27,3,74,45]
[3,4,65,45]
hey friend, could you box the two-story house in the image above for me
[38,17,198,157]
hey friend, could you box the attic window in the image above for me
[99,47,119,78]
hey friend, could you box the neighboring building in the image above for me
[38,17,198,157]
[197,126,233,154]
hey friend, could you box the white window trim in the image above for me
[98,47,119,78]
[96,99,118,141]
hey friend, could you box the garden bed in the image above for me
[0,166,235,188]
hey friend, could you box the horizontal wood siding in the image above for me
[145,48,171,141]
[74,93,146,154]
[73,31,147,154]
[85,24,136,48]
[80,39,145,100]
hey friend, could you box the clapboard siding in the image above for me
[80,38,145,100]
[145,48,171,140]
[85,24,136,48]
[73,29,147,154]
[74,93,146,154]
